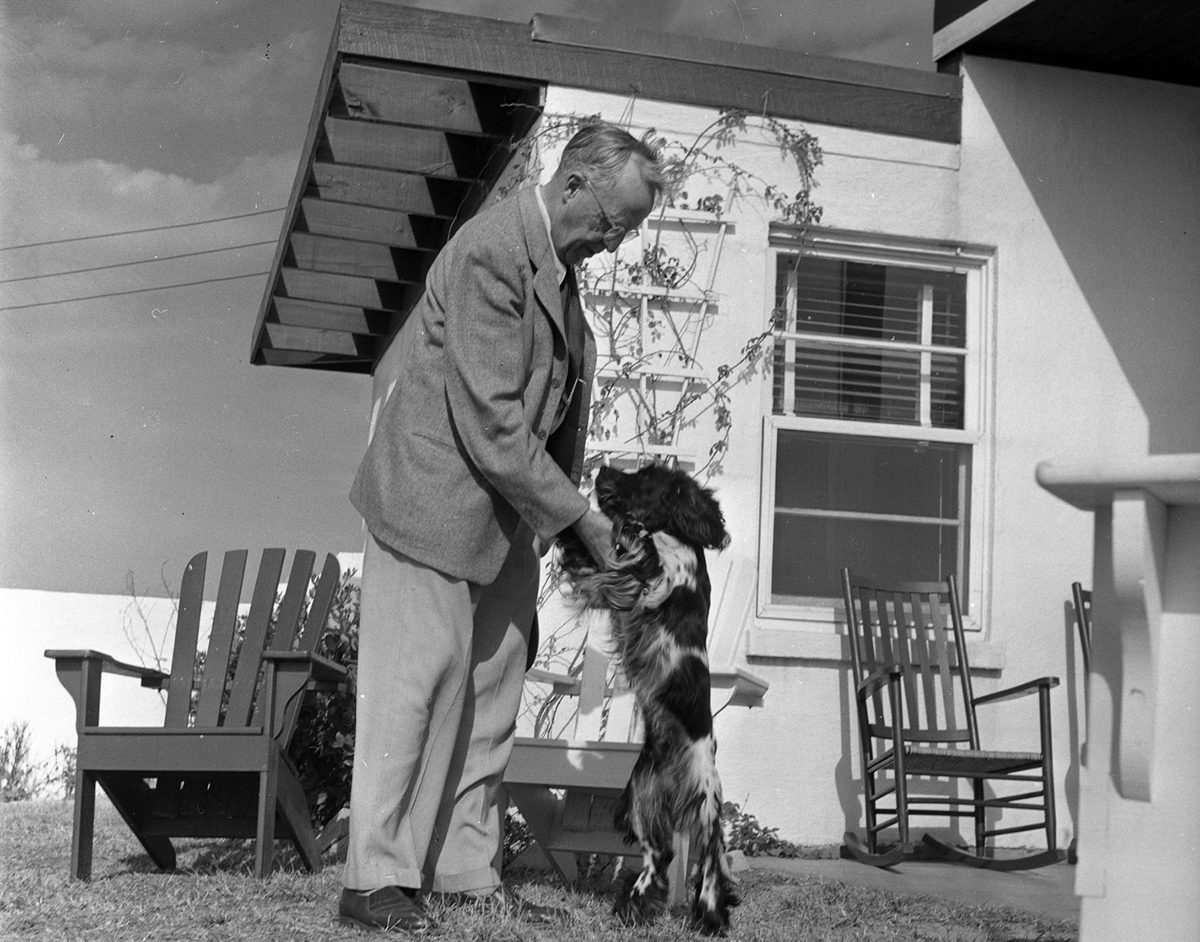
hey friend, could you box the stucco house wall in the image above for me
[474,63,1197,849]
[363,54,1198,849]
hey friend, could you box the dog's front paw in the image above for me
[613,871,669,927]
[690,879,739,936]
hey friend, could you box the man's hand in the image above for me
[571,507,614,568]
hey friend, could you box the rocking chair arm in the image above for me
[973,675,1059,706]
[44,649,170,689]
[260,650,348,686]
[857,665,903,698]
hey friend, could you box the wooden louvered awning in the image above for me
[250,18,543,372]
[252,2,962,374]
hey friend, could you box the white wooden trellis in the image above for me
[584,208,729,468]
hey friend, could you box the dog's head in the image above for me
[594,464,730,552]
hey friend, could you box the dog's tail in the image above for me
[689,736,739,936]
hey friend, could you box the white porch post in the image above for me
[1036,454,1200,942]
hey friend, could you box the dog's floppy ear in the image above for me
[675,480,731,550]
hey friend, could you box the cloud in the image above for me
[4,11,321,180]
[0,131,294,308]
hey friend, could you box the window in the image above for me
[760,228,992,622]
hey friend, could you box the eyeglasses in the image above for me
[582,178,639,250]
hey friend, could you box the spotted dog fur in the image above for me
[557,464,738,935]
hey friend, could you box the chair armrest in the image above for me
[261,650,348,686]
[44,649,169,689]
[525,667,582,696]
[711,667,769,709]
[973,676,1059,706]
[857,666,902,698]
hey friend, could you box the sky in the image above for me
[0,0,933,600]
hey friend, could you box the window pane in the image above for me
[772,255,967,429]
[771,515,961,601]
[770,429,970,603]
[775,431,962,519]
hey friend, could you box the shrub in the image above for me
[289,572,360,828]
[1,721,48,802]
[721,800,802,858]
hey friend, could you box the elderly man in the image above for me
[339,122,667,932]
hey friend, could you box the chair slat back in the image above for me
[195,551,249,727]
[841,570,979,748]
[574,611,614,741]
[163,550,341,732]
[272,552,342,746]
[165,552,208,727]
[225,548,290,727]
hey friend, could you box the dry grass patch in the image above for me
[0,800,1076,941]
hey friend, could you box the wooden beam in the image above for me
[531,13,959,98]
[321,116,490,179]
[278,266,416,310]
[339,0,961,143]
[270,297,392,337]
[288,232,429,282]
[257,348,372,371]
[933,0,1039,61]
[334,61,540,136]
[249,6,342,365]
[297,197,448,249]
[262,322,375,358]
[309,162,475,218]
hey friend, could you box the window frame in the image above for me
[757,226,996,632]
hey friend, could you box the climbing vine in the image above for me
[509,105,824,733]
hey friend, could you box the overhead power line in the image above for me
[0,271,271,312]
[0,207,287,252]
[0,240,277,285]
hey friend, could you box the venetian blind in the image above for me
[773,257,967,430]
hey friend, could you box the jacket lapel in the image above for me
[518,187,566,336]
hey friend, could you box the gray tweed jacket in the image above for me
[350,186,595,585]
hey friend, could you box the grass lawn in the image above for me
[0,799,1077,941]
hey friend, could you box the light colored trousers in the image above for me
[342,532,538,894]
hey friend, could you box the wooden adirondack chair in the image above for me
[840,568,1064,870]
[46,548,346,880]
[505,558,767,901]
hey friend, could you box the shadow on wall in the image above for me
[974,58,1200,455]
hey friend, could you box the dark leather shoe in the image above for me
[339,886,432,932]
[432,885,567,924]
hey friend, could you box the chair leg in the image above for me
[667,830,689,905]
[276,760,322,873]
[255,766,279,879]
[1040,685,1059,853]
[70,769,96,881]
[973,780,987,857]
[101,774,176,871]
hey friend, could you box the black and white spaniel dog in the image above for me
[557,463,738,935]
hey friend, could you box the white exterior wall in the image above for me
[533,66,1200,849]
[952,55,1200,845]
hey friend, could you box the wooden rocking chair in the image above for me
[840,569,1064,870]
[46,548,346,880]
[1071,582,1093,675]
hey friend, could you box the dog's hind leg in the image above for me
[612,770,672,926]
[688,737,739,936]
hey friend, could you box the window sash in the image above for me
[774,255,968,431]
[759,230,993,628]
